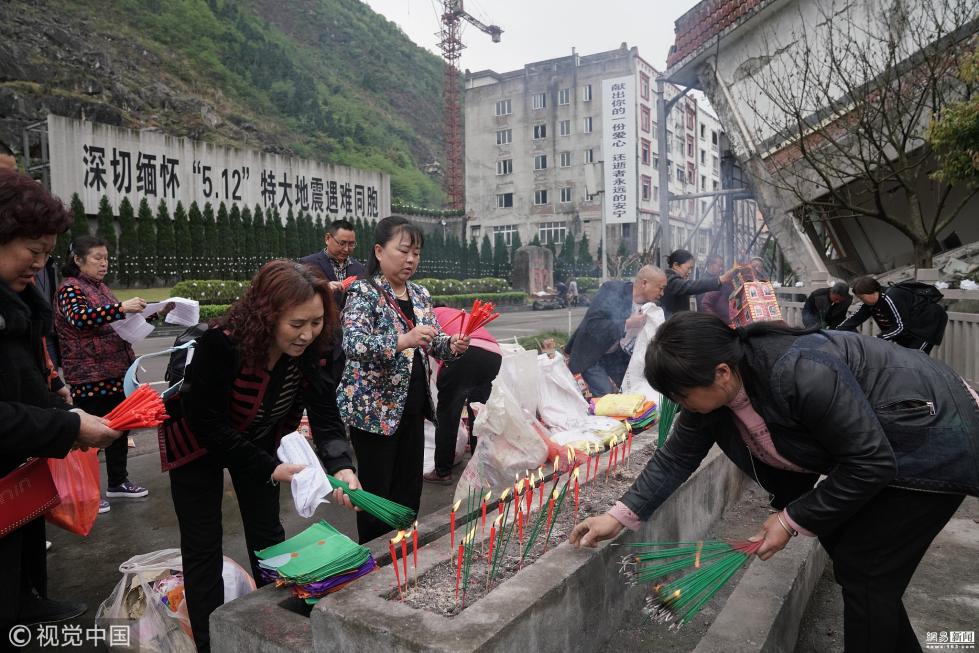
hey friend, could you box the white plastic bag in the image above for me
[423,419,469,474]
[496,346,541,416]
[454,381,549,504]
[620,302,665,403]
[537,354,589,430]
[276,431,331,518]
[96,549,255,652]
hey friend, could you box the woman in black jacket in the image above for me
[660,249,735,318]
[571,312,978,652]
[0,168,122,630]
[163,260,360,652]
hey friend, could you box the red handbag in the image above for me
[0,458,61,537]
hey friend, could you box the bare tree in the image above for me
[739,0,979,267]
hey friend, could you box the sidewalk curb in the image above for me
[694,535,828,653]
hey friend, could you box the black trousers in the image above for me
[818,487,964,653]
[169,453,284,652]
[433,347,502,476]
[350,413,425,545]
[0,518,48,633]
[74,392,130,487]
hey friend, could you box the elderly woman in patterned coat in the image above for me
[338,216,469,544]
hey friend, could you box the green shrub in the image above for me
[415,277,510,296]
[574,277,601,293]
[430,292,526,308]
[199,304,231,321]
[172,279,250,305]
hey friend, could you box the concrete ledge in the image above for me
[211,584,312,653]
[311,441,747,653]
[694,534,828,653]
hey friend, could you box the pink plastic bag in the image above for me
[46,449,101,536]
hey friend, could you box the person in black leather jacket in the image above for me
[660,249,736,318]
[572,312,977,652]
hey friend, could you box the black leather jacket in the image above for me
[621,330,978,536]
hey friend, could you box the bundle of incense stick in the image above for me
[340,276,358,290]
[105,384,169,430]
[619,539,762,630]
[460,299,500,336]
[326,474,416,530]
[658,397,679,447]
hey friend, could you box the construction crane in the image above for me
[438,0,502,210]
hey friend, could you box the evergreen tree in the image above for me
[117,197,137,287]
[479,234,493,277]
[241,206,255,279]
[252,204,266,266]
[202,203,218,279]
[155,199,175,283]
[95,196,117,285]
[468,238,480,277]
[173,201,191,280]
[285,208,301,259]
[268,209,282,259]
[136,198,157,286]
[577,232,593,269]
[314,215,325,255]
[70,193,90,240]
[228,204,242,279]
[511,230,523,257]
[188,202,205,278]
[216,202,232,279]
[493,233,509,278]
[530,233,542,247]
[353,217,367,262]
[302,212,316,255]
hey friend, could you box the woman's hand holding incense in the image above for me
[570,513,624,548]
[449,333,470,355]
[398,324,437,351]
[120,297,147,314]
[272,463,306,483]
[73,409,123,449]
[749,512,793,561]
[332,468,362,511]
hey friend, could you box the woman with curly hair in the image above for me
[338,216,469,543]
[162,259,360,652]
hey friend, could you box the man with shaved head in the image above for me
[566,265,667,397]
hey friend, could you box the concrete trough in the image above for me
[309,442,748,653]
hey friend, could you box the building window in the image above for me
[532,92,547,110]
[687,111,695,130]
[497,193,514,208]
[700,174,707,190]
[653,185,659,201]
[559,187,573,203]
[470,225,481,238]
[700,149,706,164]
[713,180,719,191]
[640,72,650,100]
[677,166,685,184]
[641,105,651,132]
[533,123,547,140]
[558,88,571,105]
[559,151,572,167]
[496,129,512,145]
[700,124,706,139]
[641,175,652,201]
[653,156,659,169]
[711,130,718,145]
[667,163,673,180]
[666,131,673,153]
[675,134,684,154]
[538,221,566,244]
[492,224,518,246]
[687,136,694,157]
[496,159,513,175]
[687,162,696,182]
[641,139,651,165]
[701,200,709,217]
[583,84,592,102]
[495,99,512,116]
[534,154,548,170]
[622,223,632,238]
[583,117,593,133]
[584,149,594,163]
[534,189,549,205]
[559,119,571,136]
[713,155,719,173]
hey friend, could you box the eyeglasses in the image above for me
[329,237,357,249]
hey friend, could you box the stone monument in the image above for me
[511,245,553,295]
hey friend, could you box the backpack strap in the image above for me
[123,340,197,399]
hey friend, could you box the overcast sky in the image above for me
[361,0,702,74]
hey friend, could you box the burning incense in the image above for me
[389,533,404,600]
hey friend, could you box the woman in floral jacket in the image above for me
[338,216,469,543]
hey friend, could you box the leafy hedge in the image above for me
[415,277,510,295]
[199,304,231,321]
[430,292,526,308]
[172,280,249,305]
[574,277,600,293]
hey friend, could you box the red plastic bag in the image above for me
[45,449,101,536]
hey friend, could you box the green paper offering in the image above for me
[257,520,371,584]
[327,474,416,530]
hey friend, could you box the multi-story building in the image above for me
[464,43,727,263]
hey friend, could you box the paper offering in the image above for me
[110,314,155,344]
[142,297,200,327]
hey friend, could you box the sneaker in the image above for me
[422,470,453,485]
[18,595,87,625]
[106,482,149,498]
[46,541,52,551]
[98,499,110,513]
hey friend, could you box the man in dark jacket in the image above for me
[697,255,730,321]
[836,276,946,354]
[566,266,666,396]
[300,219,365,382]
[802,281,852,329]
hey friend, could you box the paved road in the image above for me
[39,305,586,648]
